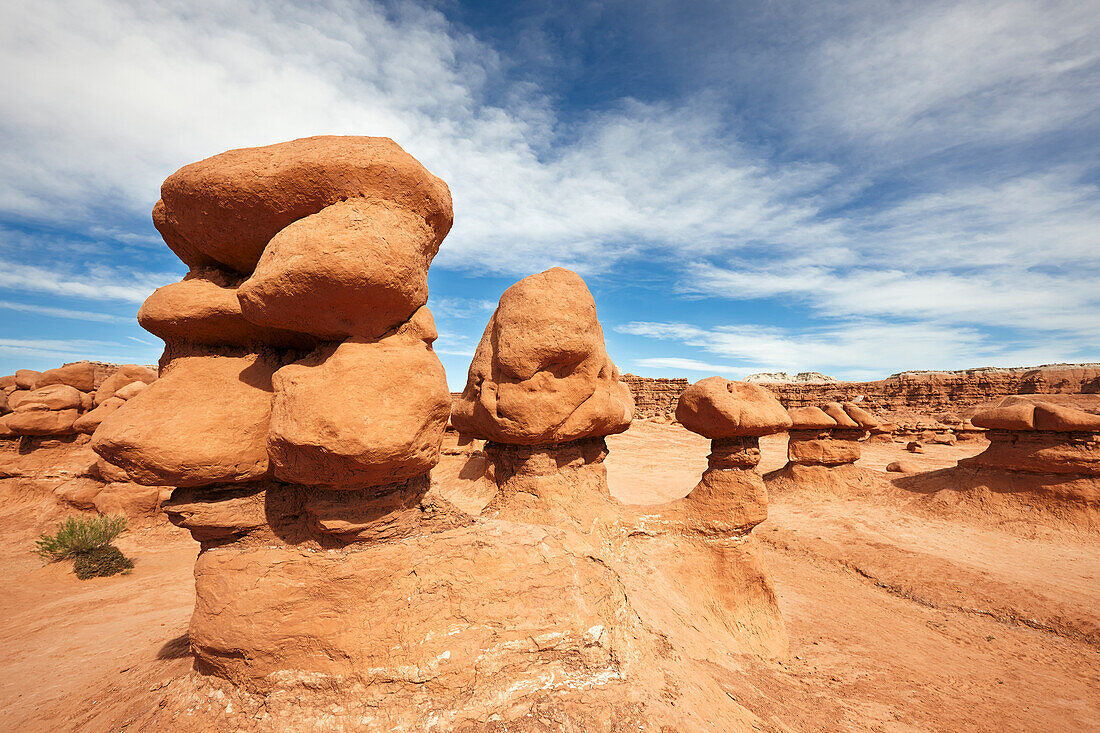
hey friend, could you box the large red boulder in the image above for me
[152,136,452,274]
[675,377,791,438]
[451,268,633,444]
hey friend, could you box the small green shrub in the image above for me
[73,545,134,579]
[35,514,128,561]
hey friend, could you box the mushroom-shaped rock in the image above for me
[93,352,275,487]
[784,404,864,468]
[138,271,315,348]
[93,365,157,405]
[1032,402,1100,432]
[841,402,880,428]
[675,378,791,439]
[971,397,1036,430]
[786,406,837,429]
[153,135,452,274]
[451,268,633,445]
[237,199,441,340]
[822,402,859,428]
[267,333,450,489]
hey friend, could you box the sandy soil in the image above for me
[1,423,1097,731]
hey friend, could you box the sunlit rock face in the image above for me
[105,141,787,731]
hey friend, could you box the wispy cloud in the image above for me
[0,337,156,364]
[616,320,1086,381]
[0,0,1096,380]
[0,259,169,303]
[633,356,742,374]
[808,0,1100,154]
[429,297,497,319]
[0,299,130,323]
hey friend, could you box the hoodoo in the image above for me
[451,266,634,528]
[892,395,1100,530]
[765,401,883,494]
[93,142,780,730]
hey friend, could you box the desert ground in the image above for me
[2,423,1096,732]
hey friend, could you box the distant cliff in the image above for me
[622,364,1100,417]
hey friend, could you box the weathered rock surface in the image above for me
[94,365,157,405]
[153,135,452,274]
[14,370,41,389]
[787,406,838,429]
[822,401,860,427]
[10,384,84,411]
[787,429,864,465]
[163,485,268,542]
[72,396,125,434]
[138,271,314,348]
[238,199,439,340]
[966,430,1100,475]
[268,336,450,489]
[452,268,634,444]
[675,377,791,438]
[32,362,103,392]
[93,352,274,487]
[4,408,80,436]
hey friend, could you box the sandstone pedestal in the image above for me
[766,403,884,495]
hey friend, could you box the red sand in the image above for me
[0,422,1097,731]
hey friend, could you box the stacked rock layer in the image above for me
[0,362,155,439]
[785,401,878,467]
[967,397,1100,475]
[93,137,464,695]
[101,146,776,729]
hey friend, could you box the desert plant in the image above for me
[35,514,128,561]
[73,545,134,579]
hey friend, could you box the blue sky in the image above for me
[1,0,1098,389]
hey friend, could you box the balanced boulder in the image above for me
[452,267,633,445]
[268,336,450,489]
[93,352,275,487]
[675,377,791,438]
[138,271,313,348]
[152,135,452,274]
[238,199,440,340]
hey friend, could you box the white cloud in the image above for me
[632,357,743,374]
[0,0,1096,381]
[809,0,1100,153]
[0,300,130,323]
[0,337,158,365]
[0,0,842,277]
[428,297,497,319]
[0,259,168,303]
[616,319,1087,381]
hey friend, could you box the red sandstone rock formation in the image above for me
[97,142,763,730]
[92,139,459,708]
[0,362,156,442]
[451,267,633,446]
[766,402,883,495]
[895,396,1100,530]
[624,363,1100,417]
[966,397,1100,475]
[0,361,168,521]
